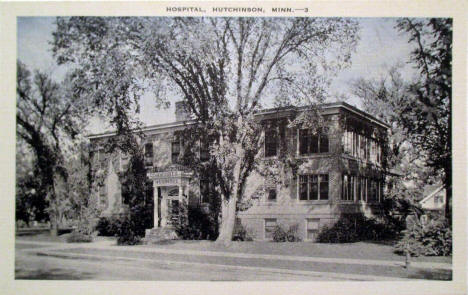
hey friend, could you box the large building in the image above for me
[88,101,389,241]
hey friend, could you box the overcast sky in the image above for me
[17,17,416,133]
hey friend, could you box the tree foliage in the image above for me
[395,18,452,219]
[16,61,89,234]
[351,18,452,222]
[52,17,359,243]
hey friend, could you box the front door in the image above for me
[166,199,180,226]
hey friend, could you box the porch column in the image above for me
[178,185,183,204]
[153,182,159,228]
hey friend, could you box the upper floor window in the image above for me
[120,151,130,171]
[144,142,153,167]
[171,141,181,163]
[299,129,329,155]
[343,127,382,165]
[264,129,278,157]
[267,188,277,201]
[299,174,328,201]
[145,143,153,158]
[200,147,210,162]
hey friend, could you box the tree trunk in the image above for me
[445,170,452,224]
[48,188,59,236]
[50,212,59,236]
[215,195,237,245]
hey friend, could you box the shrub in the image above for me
[394,217,452,256]
[316,214,398,243]
[96,216,122,237]
[272,224,302,242]
[116,216,142,245]
[175,205,219,240]
[66,230,93,243]
[232,223,253,241]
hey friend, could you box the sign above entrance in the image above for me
[147,170,193,186]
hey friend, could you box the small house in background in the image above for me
[419,185,446,213]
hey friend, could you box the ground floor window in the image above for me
[299,174,328,200]
[306,218,320,240]
[200,179,211,203]
[264,218,277,240]
[342,175,383,202]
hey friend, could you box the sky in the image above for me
[17,17,416,133]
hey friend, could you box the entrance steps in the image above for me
[143,227,179,244]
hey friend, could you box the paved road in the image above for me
[15,243,334,281]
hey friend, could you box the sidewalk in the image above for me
[17,239,452,271]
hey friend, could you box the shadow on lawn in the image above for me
[407,268,452,280]
[362,240,397,246]
[15,267,94,280]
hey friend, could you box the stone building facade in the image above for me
[88,102,389,241]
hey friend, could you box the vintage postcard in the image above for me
[0,1,466,295]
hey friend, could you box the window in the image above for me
[120,151,129,171]
[267,188,277,201]
[264,218,277,240]
[343,176,382,203]
[145,181,154,206]
[319,134,329,153]
[368,179,378,202]
[171,141,181,163]
[343,127,383,164]
[299,174,328,200]
[341,175,355,201]
[99,184,107,207]
[264,129,278,157]
[299,129,328,155]
[98,149,107,170]
[144,142,153,167]
[200,179,211,203]
[121,182,130,205]
[306,218,320,240]
[200,144,210,162]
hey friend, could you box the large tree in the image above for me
[16,61,89,234]
[352,18,452,220]
[352,66,436,223]
[396,18,452,219]
[52,17,359,243]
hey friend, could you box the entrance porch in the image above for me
[144,169,192,242]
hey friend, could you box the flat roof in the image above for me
[87,101,389,140]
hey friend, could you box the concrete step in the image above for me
[143,227,179,244]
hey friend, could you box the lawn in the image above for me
[16,231,451,265]
[141,240,452,264]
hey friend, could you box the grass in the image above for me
[141,240,452,264]
[16,232,67,243]
[50,247,452,280]
[16,231,451,264]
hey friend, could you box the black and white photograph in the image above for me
[2,1,467,293]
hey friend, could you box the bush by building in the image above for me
[175,205,219,240]
[394,217,452,256]
[232,223,253,241]
[95,216,122,237]
[316,214,398,243]
[272,224,302,242]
